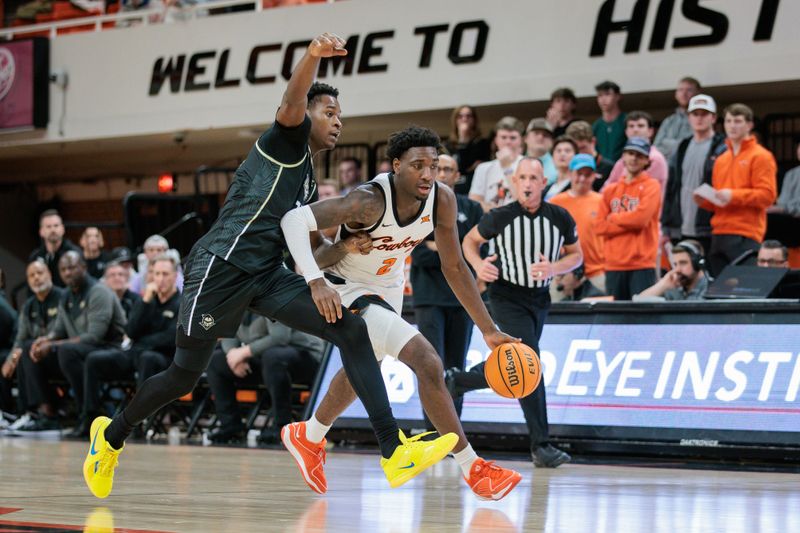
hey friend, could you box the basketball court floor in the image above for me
[1,438,799,532]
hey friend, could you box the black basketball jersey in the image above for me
[197,115,318,274]
[477,201,578,289]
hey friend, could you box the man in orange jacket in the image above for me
[693,103,777,276]
[594,137,662,300]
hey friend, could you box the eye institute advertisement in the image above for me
[313,319,800,444]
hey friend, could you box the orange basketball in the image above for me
[484,343,542,399]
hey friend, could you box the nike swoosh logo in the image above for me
[89,427,100,455]
[381,224,392,227]
[399,462,416,470]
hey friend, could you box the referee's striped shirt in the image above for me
[477,202,578,289]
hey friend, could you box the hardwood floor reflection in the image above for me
[1,438,798,532]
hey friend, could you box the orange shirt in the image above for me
[550,190,605,277]
[594,172,662,271]
[698,137,777,242]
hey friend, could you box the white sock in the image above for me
[453,444,479,478]
[304,414,331,444]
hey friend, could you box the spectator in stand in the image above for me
[756,240,789,269]
[32,251,126,438]
[469,116,525,212]
[546,87,579,137]
[337,157,363,196]
[543,136,578,201]
[639,240,708,300]
[654,77,702,160]
[29,209,81,289]
[662,94,727,254]
[81,254,180,429]
[525,118,557,184]
[566,120,615,190]
[553,265,605,302]
[594,138,662,300]
[0,270,18,418]
[8,260,65,433]
[206,311,325,445]
[104,262,141,318]
[602,111,668,193]
[410,154,483,420]
[550,154,606,291]
[108,247,136,279]
[693,103,777,276]
[79,227,110,280]
[376,158,392,175]
[316,179,340,200]
[445,105,491,195]
[129,235,184,295]
[768,141,800,267]
[593,81,626,163]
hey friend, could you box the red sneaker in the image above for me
[281,421,327,494]
[464,458,522,501]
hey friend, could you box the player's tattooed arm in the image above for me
[434,185,518,348]
[312,230,372,269]
[308,186,384,231]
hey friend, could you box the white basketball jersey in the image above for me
[328,173,437,313]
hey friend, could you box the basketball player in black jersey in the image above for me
[82,33,457,500]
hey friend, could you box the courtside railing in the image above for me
[0,0,335,40]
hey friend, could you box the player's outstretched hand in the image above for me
[309,33,347,58]
[483,329,521,350]
[309,278,343,323]
[342,231,373,255]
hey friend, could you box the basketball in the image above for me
[484,343,542,399]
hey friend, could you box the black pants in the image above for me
[207,345,319,430]
[83,348,134,416]
[19,341,64,410]
[455,284,552,446]
[135,350,172,387]
[414,305,472,417]
[0,348,16,413]
[709,234,760,277]
[57,341,102,412]
[605,269,657,300]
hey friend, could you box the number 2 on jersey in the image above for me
[376,258,397,276]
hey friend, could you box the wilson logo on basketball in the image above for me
[371,235,423,252]
[504,348,519,387]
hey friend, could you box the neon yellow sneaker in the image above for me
[380,430,458,488]
[83,416,123,499]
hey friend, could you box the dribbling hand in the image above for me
[309,33,348,59]
[483,329,520,350]
[309,277,343,323]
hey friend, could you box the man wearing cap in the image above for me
[592,81,626,162]
[662,94,727,255]
[654,77,702,160]
[693,103,777,276]
[525,118,557,184]
[566,121,615,190]
[594,138,662,300]
[550,154,606,292]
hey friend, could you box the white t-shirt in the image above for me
[468,156,523,208]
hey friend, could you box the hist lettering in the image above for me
[590,0,780,57]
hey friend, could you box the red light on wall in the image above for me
[158,173,176,193]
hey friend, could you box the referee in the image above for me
[449,157,583,467]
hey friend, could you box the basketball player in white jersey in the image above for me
[280,126,522,500]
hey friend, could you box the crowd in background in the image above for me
[1,75,798,445]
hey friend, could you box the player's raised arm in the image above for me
[433,184,518,348]
[276,32,347,128]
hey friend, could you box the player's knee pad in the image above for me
[161,361,203,397]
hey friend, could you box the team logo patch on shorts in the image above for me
[199,314,216,331]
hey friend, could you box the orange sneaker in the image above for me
[464,458,522,501]
[281,422,327,494]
